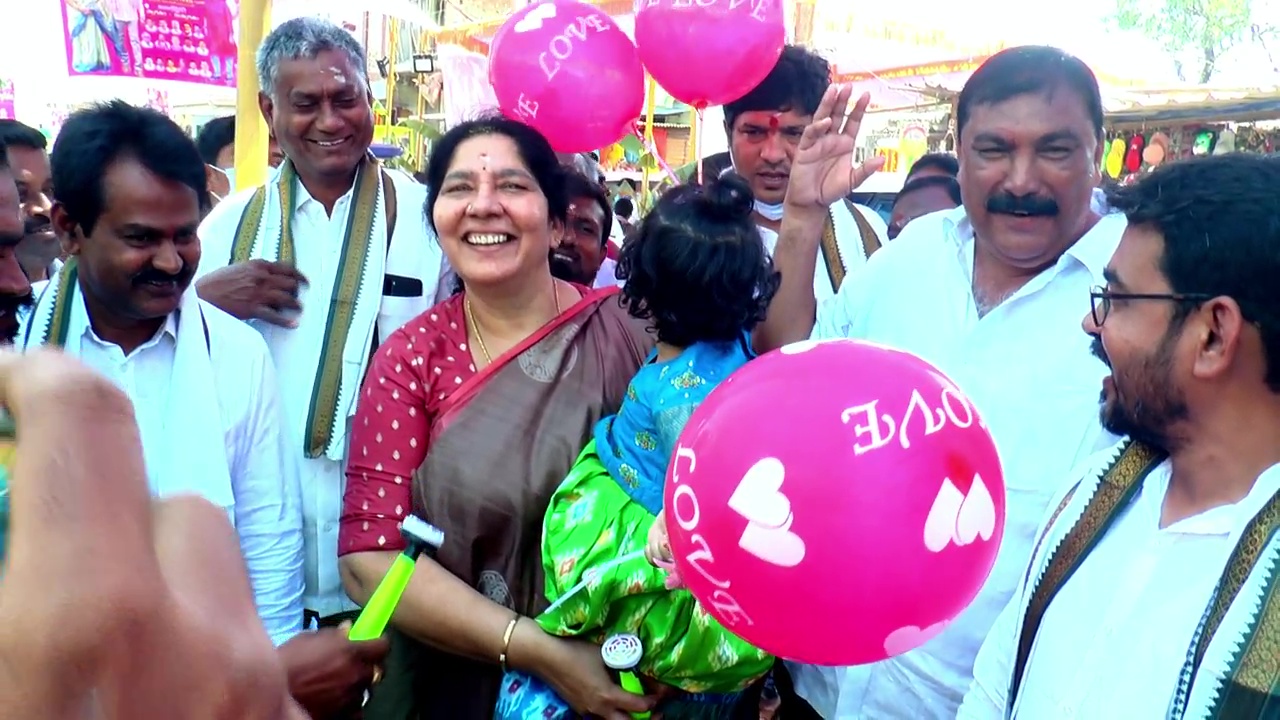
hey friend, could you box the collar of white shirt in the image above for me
[1140,458,1280,539]
[938,188,1117,283]
[76,296,178,353]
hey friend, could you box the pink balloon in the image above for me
[663,339,1006,666]
[489,1,644,153]
[634,0,786,108]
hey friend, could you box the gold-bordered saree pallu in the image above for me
[1008,440,1280,719]
[364,287,652,720]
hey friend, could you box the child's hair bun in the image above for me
[699,171,755,222]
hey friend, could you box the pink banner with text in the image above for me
[61,0,238,87]
[0,81,14,120]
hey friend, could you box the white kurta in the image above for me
[793,194,1126,719]
[959,448,1280,719]
[19,281,305,644]
[197,171,451,617]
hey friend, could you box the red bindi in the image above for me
[768,115,780,131]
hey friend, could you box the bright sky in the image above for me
[1,0,1277,125]
[816,0,1280,87]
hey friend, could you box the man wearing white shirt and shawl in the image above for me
[17,101,304,644]
[196,17,451,627]
[754,47,1126,718]
[960,153,1280,720]
[721,45,888,303]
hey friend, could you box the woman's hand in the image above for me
[0,349,303,719]
[523,629,657,720]
[783,84,884,213]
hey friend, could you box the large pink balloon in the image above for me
[634,0,785,108]
[489,1,644,153]
[663,339,1006,666]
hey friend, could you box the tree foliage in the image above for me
[1112,0,1267,82]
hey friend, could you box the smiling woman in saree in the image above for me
[337,116,657,720]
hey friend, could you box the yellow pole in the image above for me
[640,76,657,211]
[385,20,399,137]
[233,0,272,191]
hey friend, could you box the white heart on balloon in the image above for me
[513,3,557,32]
[738,514,806,567]
[923,475,996,552]
[882,620,949,657]
[727,457,792,529]
[955,474,996,546]
[922,478,964,553]
[728,457,807,567]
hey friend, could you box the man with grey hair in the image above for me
[196,16,451,632]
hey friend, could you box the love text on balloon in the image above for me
[537,12,611,81]
[513,94,539,120]
[638,0,771,21]
[840,386,976,456]
[668,446,755,627]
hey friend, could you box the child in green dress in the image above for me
[495,173,779,719]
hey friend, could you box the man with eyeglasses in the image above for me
[755,46,1127,718]
[960,152,1280,719]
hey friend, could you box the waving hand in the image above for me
[784,85,885,211]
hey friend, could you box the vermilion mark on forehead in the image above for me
[768,114,780,130]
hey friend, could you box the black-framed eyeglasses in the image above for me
[1089,285,1212,327]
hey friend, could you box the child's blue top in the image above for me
[594,335,753,515]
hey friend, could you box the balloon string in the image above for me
[632,126,680,186]
[695,106,705,185]
[543,550,647,616]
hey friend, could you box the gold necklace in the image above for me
[465,278,563,366]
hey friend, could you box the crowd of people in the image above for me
[0,13,1278,720]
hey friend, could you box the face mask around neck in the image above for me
[753,201,784,221]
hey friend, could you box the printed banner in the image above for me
[0,81,14,120]
[146,87,171,115]
[60,0,239,87]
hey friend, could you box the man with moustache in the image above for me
[961,153,1280,719]
[0,120,60,281]
[0,147,33,343]
[18,100,390,719]
[196,16,450,630]
[755,46,1126,718]
[549,170,617,288]
[19,100,304,644]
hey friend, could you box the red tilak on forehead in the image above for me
[768,114,780,130]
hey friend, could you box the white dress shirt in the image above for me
[756,202,889,307]
[197,170,450,617]
[793,196,1126,719]
[959,456,1280,719]
[51,286,304,645]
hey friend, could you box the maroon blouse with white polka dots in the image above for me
[339,294,476,555]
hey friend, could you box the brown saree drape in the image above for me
[365,288,651,719]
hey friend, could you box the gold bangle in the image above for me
[499,615,520,672]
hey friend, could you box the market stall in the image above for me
[1099,89,1280,181]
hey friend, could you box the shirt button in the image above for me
[323,522,336,533]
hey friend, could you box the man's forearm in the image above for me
[753,207,827,354]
